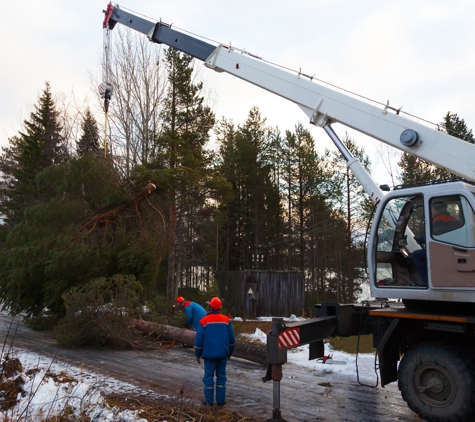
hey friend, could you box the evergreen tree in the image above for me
[280,129,297,270]
[77,108,100,156]
[330,134,371,302]
[431,112,475,180]
[398,153,435,185]
[215,118,243,270]
[281,124,328,271]
[442,112,474,144]
[0,83,168,318]
[216,108,284,271]
[0,82,67,224]
[0,155,166,318]
[151,48,215,302]
[305,194,345,303]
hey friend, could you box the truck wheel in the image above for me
[398,342,475,422]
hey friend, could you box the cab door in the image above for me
[429,195,475,287]
[371,194,425,288]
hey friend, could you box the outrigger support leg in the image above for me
[270,364,286,421]
[262,318,288,422]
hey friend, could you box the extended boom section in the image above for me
[105,5,216,61]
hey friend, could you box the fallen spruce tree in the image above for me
[130,318,267,366]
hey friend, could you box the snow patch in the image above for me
[242,327,380,384]
[0,349,165,422]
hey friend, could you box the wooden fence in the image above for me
[216,270,304,318]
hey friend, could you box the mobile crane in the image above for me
[103,4,475,421]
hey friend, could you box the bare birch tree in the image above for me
[106,28,167,176]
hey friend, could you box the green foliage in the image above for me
[0,82,67,224]
[328,135,372,302]
[23,309,59,331]
[132,293,173,327]
[154,48,216,179]
[0,153,167,319]
[442,111,474,144]
[398,153,437,185]
[54,274,143,347]
[66,155,130,210]
[143,47,221,302]
[215,108,285,271]
[282,124,335,272]
[76,108,100,156]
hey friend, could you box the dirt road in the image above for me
[0,312,423,421]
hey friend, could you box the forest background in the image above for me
[0,29,473,332]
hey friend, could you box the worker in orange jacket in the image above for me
[194,297,235,406]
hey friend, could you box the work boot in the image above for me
[217,401,226,406]
[203,386,214,405]
[216,384,226,406]
[201,400,213,406]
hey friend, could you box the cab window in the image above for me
[430,195,475,248]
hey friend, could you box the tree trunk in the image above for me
[130,319,267,366]
[166,189,177,303]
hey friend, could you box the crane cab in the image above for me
[368,181,475,304]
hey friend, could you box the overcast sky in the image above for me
[2,0,474,185]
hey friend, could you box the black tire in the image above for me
[398,342,475,422]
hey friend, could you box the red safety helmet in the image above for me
[176,296,185,304]
[209,296,222,310]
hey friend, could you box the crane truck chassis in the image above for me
[103,4,475,421]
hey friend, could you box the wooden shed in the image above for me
[216,270,304,318]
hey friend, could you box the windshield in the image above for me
[376,195,423,252]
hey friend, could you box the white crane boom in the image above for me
[103,3,475,183]
[204,45,475,181]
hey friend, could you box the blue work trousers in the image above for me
[203,358,227,405]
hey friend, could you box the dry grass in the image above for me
[329,335,374,354]
[106,393,266,422]
[232,320,272,337]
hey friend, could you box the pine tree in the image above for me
[281,124,327,272]
[398,153,435,185]
[442,112,474,144]
[0,82,66,224]
[216,108,284,271]
[152,48,215,302]
[77,108,100,156]
[330,134,372,302]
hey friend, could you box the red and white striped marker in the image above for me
[278,327,300,348]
